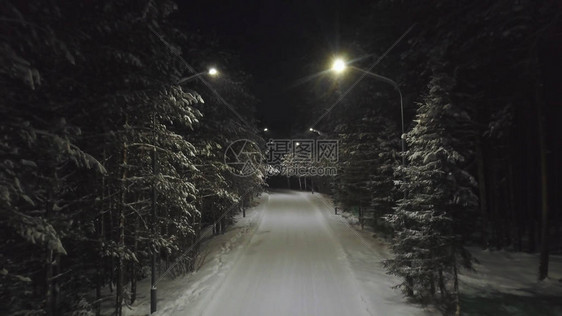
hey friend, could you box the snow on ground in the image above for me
[126,190,431,316]
[308,192,433,316]
[120,193,270,316]
[121,190,561,316]
[459,248,562,315]
[334,199,562,316]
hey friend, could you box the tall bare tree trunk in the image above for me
[489,163,502,249]
[406,274,414,297]
[45,169,59,316]
[429,273,436,298]
[475,140,488,247]
[537,84,550,280]
[130,218,139,304]
[96,151,107,316]
[453,259,460,316]
[526,148,537,252]
[150,129,158,313]
[115,142,127,316]
[438,268,445,300]
[46,249,54,316]
[96,211,104,316]
[53,252,61,313]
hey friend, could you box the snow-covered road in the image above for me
[202,190,370,316]
[149,190,429,316]
[123,190,562,316]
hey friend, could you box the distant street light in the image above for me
[263,127,269,132]
[308,127,324,136]
[331,58,405,166]
[177,67,219,85]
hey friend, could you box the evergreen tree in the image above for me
[366,116,400,234]
[0,1,264,314]
[334,110,399,215]
[385,72,477,314]
[0,1,106,314]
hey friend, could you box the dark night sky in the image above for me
[175,0,369,136]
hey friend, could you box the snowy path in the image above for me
[149,190,430,316]
[200,190,370,316]
[128,190,562,316]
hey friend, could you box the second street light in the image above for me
[331,58,405,166]
[177,67,219,85]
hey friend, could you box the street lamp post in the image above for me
[177,67,218,85]
[149,67,217,314]
[331,59,405,166]
[150,112,158,314]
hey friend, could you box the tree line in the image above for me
[302,0,561,314]
[0,1,264,315]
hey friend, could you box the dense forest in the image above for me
[2,0,562,315]
[299,0,561,313]
[1,1,264,315]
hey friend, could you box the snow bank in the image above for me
[459,248,562,315]
[120,193,270,316]
[318,193,562,316]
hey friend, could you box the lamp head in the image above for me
[332,58,346,73]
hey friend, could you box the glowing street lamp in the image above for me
[332,58,346,73]
[177,67,219,85]
[263,127,269,132]
[308,127,323,136]
[331,57,405,165]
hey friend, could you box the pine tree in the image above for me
[385,72,477,313]
[332,106,400,228]
[0,0,210,314]
[335,118,375,209]
[366,116,400,234]
[0,1,106,314]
